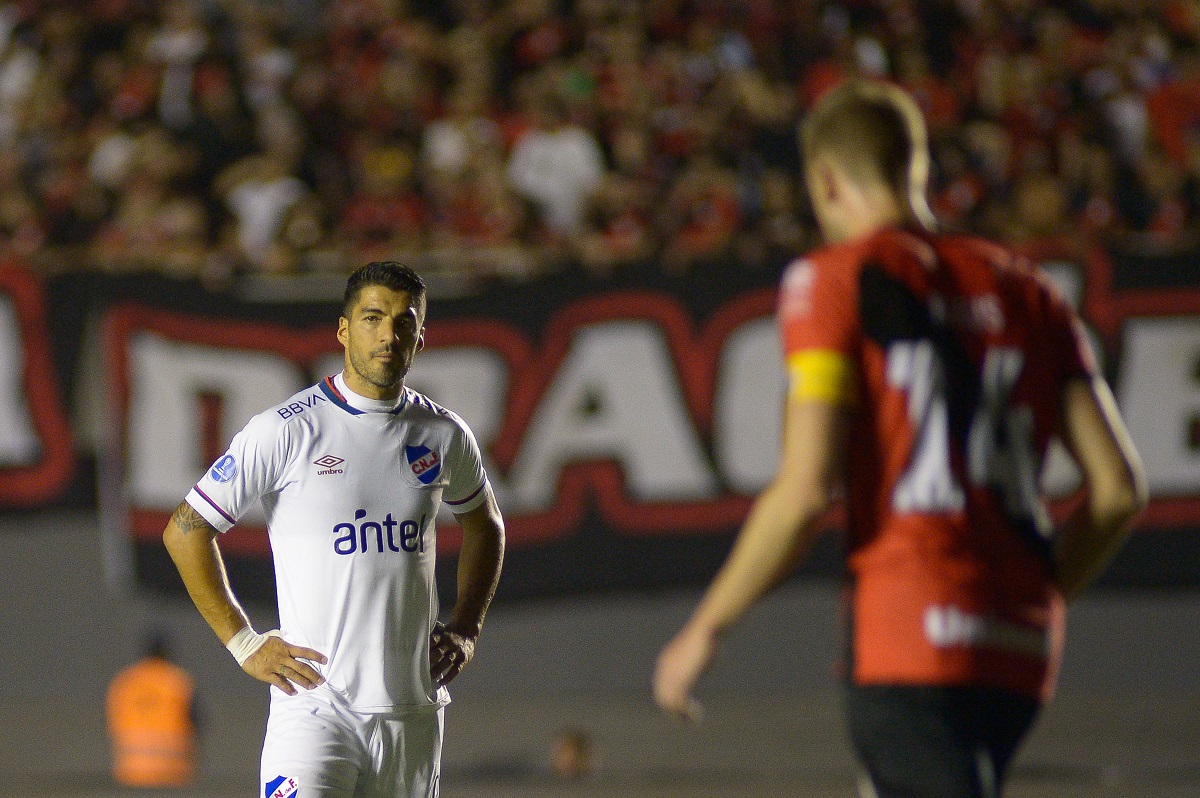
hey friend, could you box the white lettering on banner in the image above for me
[1117,317,1200,494]
[507,319,719,510]
[712,316,783,493]
[127,332,304,510]
[107,280,1200,554]
[0,296,39,465]
[405,348,506,449]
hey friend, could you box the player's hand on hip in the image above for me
[430,622,476,688]
[243,635,327,696]
[654,623,718,723]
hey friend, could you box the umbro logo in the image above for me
[314,455,345,475]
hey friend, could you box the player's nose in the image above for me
[377,318,399,344]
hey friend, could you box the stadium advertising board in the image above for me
[1,254,1198,598]
[0,264,74,507]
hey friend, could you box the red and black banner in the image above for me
[0,264,74,507]
[4,247,1200,600]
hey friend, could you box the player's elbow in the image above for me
[1111,471,1148,527]
[1091,465,1148,533]
[762,476,833,542]
[162,521,186,560]
[486,518,505,552]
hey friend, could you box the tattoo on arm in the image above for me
[172,502,215,536]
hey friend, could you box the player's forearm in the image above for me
[1054,479,1146,600]
[1054,377,1148,600]
[448,507,505,638]
[163,503,253,644]
[688,481,827,639]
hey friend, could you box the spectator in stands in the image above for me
[0,0,1196,280]
[342,138,425,264]
[215,153,308,271]
[145,0,208,131]
[734,167,806,270]
[574,172,654,276]
[421,80,503,181]
[657,151,741,274]
[505,88,605,239]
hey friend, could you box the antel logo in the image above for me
[314,454,345,475]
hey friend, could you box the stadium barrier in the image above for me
[2,246,1199,599]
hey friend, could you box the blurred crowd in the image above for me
[2,0,1200,290]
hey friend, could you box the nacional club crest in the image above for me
[405,444,441,484]
[265,775,298,798]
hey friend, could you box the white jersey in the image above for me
[186,372,491,713]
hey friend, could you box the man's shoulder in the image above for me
[929,229,1018,267]
[783,236,878,297]
[803,236,873,271]
[243,382,335,436]
[401,389,470,432]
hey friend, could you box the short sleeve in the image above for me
[1038,272,1098,382]
[778,254,860,405]
[441,413,491,515]
[185,413,286,532]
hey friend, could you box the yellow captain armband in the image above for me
[787,350,858,405]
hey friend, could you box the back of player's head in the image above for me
[800,80,930,197]
[343,261,427,318]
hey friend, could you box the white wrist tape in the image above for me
[225,627,282,666]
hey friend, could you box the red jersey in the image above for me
[778,227,1096,699]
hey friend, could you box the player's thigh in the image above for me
[369,708,444,798]
[963,686,1039,782]
[261,696,363,798]
[843,684,987,798]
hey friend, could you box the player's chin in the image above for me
[367,366,404,389]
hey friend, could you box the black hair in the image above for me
[342,261,427,318]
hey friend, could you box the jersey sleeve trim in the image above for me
[446,480,487,504]
[787,349,858,404]
[185,486,236,532]
[445,480,490,515]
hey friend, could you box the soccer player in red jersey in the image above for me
[655,80,1147,798]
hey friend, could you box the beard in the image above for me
[347,346,408,392]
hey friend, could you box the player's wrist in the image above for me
[684,617,725,644]
[444,619,482,640]
[225,626,282,666]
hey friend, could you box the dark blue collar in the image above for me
[320,376,407,416]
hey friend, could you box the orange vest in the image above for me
[106,657,197,787]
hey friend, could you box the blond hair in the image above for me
[800,81,931,198]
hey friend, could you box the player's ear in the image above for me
[337,316,349,347]
[416,327,425,352]
[814,160,840,203]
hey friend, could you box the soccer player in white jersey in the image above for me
[163,261,505,798]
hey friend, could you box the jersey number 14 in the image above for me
[887,341,1046,534]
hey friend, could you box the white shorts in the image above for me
[260,690,443,798]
